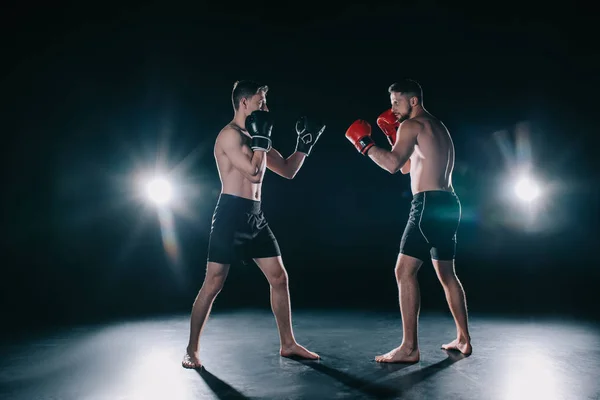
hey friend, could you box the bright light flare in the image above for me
[146,178,172,205]
[514,176,541,202]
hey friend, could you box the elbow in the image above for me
[247,169,263,183]
[286,170,298,179]
[390,157,410,174]
[249,173,263,183]
[387,162,402,174]
[281,164,298,179]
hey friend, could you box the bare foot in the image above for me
[441,338,472,355]
[182,350,202,369]
[375,345,420,363]
[280,343,320,360]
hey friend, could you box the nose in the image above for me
[262,104,269,112]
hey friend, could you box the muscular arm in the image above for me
[220,128,266,183]
[400,159,411,174]
[368,120,419,174]
[266,149,306,179]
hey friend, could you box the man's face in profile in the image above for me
[246,91,268,115]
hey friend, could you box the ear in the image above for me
[410,96,419,107]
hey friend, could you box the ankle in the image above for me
[280,339,297,349]
[457,334,470,343]
[401,342,418,352]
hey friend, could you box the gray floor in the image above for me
[1,310,599,399]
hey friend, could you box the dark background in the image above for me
[1,2,598,334]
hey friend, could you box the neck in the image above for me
[410,105,426,119]
[232,111,248,132]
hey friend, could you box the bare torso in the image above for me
[408,113,455,194]
[214,123,266,201]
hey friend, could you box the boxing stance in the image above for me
[182,80,324,369]
[346,79,472,363]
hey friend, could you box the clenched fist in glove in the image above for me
[377,109,399,146]
[295,116,326,156]
[246,110,273,152]
[345,120,375,155]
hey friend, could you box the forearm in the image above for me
[367,146,406,174]
[282,151,306,178]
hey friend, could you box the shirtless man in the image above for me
[182,80,324,369]
[345,79,472,363]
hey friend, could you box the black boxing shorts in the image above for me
[207,193,281,265]
[399,190,461,261]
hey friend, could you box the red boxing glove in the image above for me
[345,120,375,155]
[377,109,399,146]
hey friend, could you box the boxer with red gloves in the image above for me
[346,79,472,363]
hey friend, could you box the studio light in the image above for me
[514,175,541,202]
[146,177,172,206]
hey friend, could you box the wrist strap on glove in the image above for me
[251,136,272,152]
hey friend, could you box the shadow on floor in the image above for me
[296,350,467,399]
[197,368,250,400]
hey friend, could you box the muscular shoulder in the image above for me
[399,119,423,137]
[401,118,424,129]
[216,125,245,147]
[414,115,449,138]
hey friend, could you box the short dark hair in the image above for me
[232,80,269,110]
[388,79,423,102]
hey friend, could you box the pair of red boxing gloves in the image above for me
[346,109,399,155]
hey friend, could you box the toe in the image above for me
[182,354,202,369]
[183,362,201,369]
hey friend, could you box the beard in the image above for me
[396,106,412,122]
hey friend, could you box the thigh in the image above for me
[419,192,461,261]
[253,255,287,285]
[206,261,230,280]
[207,206,247,265]
[245,214,281,260]
[399,218,430,262]
[395,253,424,278]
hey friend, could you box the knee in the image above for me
[395,264,418,281]
[203,273,226,296]
[269,269,289,289]
[394,255,422,281]
[433,261,458,286]
[437,270,458,287]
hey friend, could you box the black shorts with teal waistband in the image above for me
[207,193,281,264]
[399,190,461,261]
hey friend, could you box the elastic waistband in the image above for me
[217,193,262,214]
[413,190,457,200]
